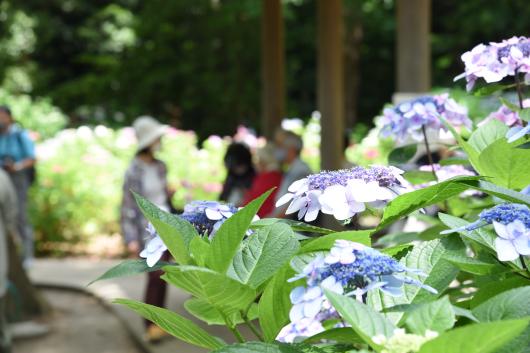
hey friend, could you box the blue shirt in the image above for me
[0,125,36,166]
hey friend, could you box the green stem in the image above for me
[221,313,245,343]
[515,70,528,127]
[243,314,264,341]
[520,255,530,275]
[421,124,439,182]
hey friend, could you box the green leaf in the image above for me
[405,296,455,334]
[368,237,464,324]
[478,139,530,189]
[462,180,530,206]
[184,298,258,326]
[251,218,333,235]
[388,144,417,164]
[452,306,479,322]
[438,213,497,251]
[403,170,436,185]
[259,265,298,342]
[380,244,413,257]
[445,256,501,275]
[228,223,300,288]
[470,277,530,308]
[468,119,509,153]
[211,342,303,353]
[499,97,521,112]
[133,192,198,264]
[88,259,170,285]
[378,176,481,229]
[162,265,256,314]
[325,290,395,350]
[473,287,530,353]
[473,83,515,96]
[189,236,210,266]
[304,327,363,344]
[519,108,530,123]
[417,319,530,353]
[207,190,273,273]
[438,116,481,170]
[300,230,372,253]
[114,298,224,349]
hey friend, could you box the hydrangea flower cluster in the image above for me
[276,240,437,343]
[140,201,238,267]
[455,36,530,91]
[378,94,471,143]
[372,329,439,353]
[479,99,530,128]
[443,203,530,261]
[276,166,410,222]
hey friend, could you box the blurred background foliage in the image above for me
[2,0,530,138]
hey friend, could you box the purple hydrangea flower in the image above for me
[141,201,241,267]
[275,166,410,222]
[455,36,530,91]
[479,99,530,128]
[378,94,471,143]
[442,203,530,262]
[277,240,436,342]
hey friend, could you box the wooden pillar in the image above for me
[261,0,285,139]
[396,0,431,94]
[317,0,344,171]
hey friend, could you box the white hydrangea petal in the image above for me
[495,237,519,261]
[205,208,223,220]
[289,303,305,322]
[288,178,309,194]
[290,286,306,304]
[286,196,307,215]
[493,221,513,240]
[512,235,530,256]
[276,192,294,207]
[303,299,323,319]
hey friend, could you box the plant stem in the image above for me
[243,315,264,341]
[520,255,529,275]
[228,326,245,343]
[515,70,525,110]
[421,125,439,182]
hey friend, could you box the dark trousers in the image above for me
[143,251,169,328]
[0,296,10,353]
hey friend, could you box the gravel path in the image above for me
[13,289,143,353]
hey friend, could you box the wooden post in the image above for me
[261,0,285,139]
[317,0,344,171]
[396,0,431,94]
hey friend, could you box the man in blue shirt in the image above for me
[0,106,36,267]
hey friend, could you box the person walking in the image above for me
[0,106,36,268]
[0,169,17,353]
[120,116,174,342]
[219,142,255,207]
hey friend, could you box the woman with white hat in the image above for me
[120,116,173,342]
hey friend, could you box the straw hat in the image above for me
[133,116,167,152]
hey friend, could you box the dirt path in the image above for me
[13,289,143,353]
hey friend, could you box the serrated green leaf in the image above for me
[468,119,509,153]
[380,244,413,258]
[207,190,273,273]
[184,298,258,326]
[189,236,210,266]
[325,290,395,350]
[228,223,300,288]
[133,192,198,264]
[88,259,171,285]
[114,298,224,349]
[417,319,530,353]
[478,139,530,189]
[473,287,530,353]
[259,265,298,342]
[405,296,455,334]
[378,176,481,229]
[162,265,256,314]
[300,230,372,253]
[470,276,530,308]
[438,213,497,251]
[303,327,363,345]
[368,237,464,324]
[445,256,501,275]
[452,305,479,322]
[251,218,333,234]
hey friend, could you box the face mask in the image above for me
[274,148,287,162]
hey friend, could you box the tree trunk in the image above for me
[6,234,49,322]
[344,3,363,130]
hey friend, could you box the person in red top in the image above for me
[243,144,283,217]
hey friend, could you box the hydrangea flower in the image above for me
[277,240,437,342]
[372,329,439,353]
[442,203,530,262]
[455,36,530,91]
[479,99,530,128]
[378,94,471,143]
[276,166,410,222]
[140,201,239,267]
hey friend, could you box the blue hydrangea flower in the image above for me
[377,94,471,143]
[442,203,530,262]
[140,200,240,267]
[276,166,410,222]
[277,240,436,343]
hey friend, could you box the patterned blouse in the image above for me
[120,157,168,246]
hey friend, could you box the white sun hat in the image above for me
[133,116,168,152]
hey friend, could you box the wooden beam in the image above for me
[261,0,285,139]
[396,0,431,93]
[317,0,344,171]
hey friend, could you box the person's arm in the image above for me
[6,130,36,173]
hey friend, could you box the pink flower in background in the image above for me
[181,180,193,189]
[364,148,379,160]
[202,182,222,194]
[233,125,259,149]
[51,165,65,174]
